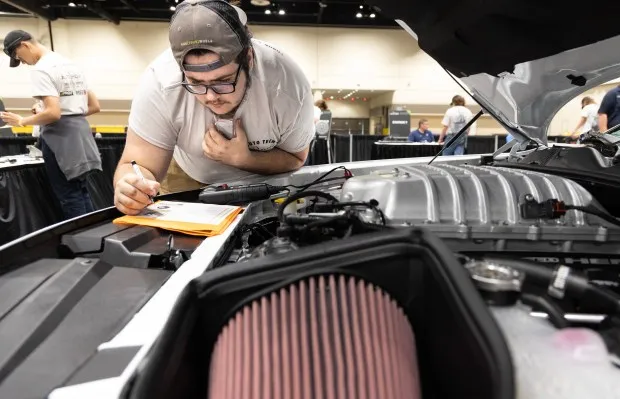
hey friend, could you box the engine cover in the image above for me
[340,164,620,253]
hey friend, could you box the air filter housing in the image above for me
[125,227,515,399]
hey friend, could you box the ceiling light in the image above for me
[370,13,375,18]
[278,9,285,15]
[251,0,271,5]
[265,9,271,14]
[169,5,176,11]
[68,2,76,7]
[356,12,362,18]
[359,5,363,9]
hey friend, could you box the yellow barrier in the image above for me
[94,125,126,134]
[11,125,127,134]
[11,126,33,133]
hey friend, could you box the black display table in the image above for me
[0,137,125,245]
[372,142,444,160]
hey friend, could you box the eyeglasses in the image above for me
[181,66,241,95]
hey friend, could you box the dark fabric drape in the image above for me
[332,134,350,163]
[330,134,380,162]
[371,143,443,160]
[308,134,382,164]
[0,164,64,246]
[307,137,329,165]
[0,136,126,245]
[0,137,37,157]
[303,133,520,163]
[466,136,496,154]
[86,137,125,209]
[353,135,379,161]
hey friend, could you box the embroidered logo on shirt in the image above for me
[248,139,277,151]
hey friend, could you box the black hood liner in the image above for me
[367,0,620,77]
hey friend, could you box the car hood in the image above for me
[366,0,620,145]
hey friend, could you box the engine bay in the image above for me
[115,150,620,399]
[216,156,620,385]
[2,148,620,399]
[228,161,620,276]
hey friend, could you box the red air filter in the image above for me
[207,274,421,399]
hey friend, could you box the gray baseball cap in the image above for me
[169,0,249,73]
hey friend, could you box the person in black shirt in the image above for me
[598,85,620,132]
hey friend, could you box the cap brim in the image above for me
[9,57,20,68]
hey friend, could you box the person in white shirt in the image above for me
[438,95,474,156]
[113,0,315,216]
[1,30,102,219]
[571,96,598,140]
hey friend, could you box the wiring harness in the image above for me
[520,194,620,227]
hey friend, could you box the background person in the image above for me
[598,84,620,133]
[438,95,473,156]
[1,29,102,219]
[408,118,434,142]
[571,96,598,140]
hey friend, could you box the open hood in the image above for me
[366,0,620,145]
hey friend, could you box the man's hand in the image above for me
[0,111,24,127]
[114,173,160,216]
[202,119,251,168]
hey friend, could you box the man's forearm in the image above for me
[21,110,60,126]
[235,148,305,175]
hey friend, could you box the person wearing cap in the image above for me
[438,95,473,156]
[113,0,315,215]
[1,30,102,219]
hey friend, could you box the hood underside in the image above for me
[366,0,620,143]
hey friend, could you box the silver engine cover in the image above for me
[340,164,620,253]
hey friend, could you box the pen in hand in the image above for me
[130,160,154,204]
